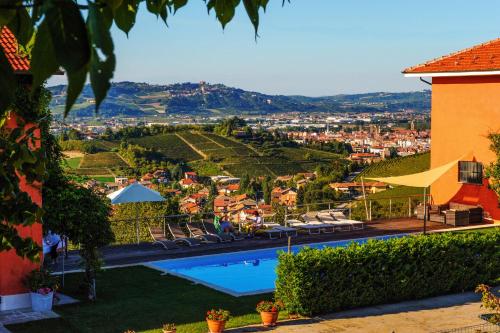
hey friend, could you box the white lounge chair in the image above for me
[287,219,322,235]
[330,211,365,230]
[301,214,335,233]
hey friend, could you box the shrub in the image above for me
[275,231,500,316]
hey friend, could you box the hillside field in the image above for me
[129,134,203,162]
[119,131,344,177]
[356,152,430,200]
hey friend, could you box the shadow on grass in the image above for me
[7,266,280,333]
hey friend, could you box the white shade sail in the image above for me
[365,156,463,188]
[107,183,165,204]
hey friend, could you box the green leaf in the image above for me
[45,0,90,72]
[31,20,58,90]
[242,0,260,36]
[146,0,167,17]
[65,66,87,117]
[104,0,123,11]
[87,3,116,111]
[7,8,33,46]
[114,0,139,35]
[0,47,15,113]
[0,0,16,26]
[45,0,90,113]
[172,0,187,13]
[214,0,240,29]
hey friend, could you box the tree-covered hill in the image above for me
[48,82,430,118]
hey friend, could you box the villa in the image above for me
[404,38,500,221]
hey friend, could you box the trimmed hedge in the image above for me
[275,231,500,316]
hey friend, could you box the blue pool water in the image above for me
[146,234,407,296]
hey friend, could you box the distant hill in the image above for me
[48,82,430,118]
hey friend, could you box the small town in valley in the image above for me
[0,2,499,333]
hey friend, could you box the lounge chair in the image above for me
[186,222,221,243]
[330,211,365,230]
[260,228,282,239]
[167,223,202,246]
[287,219,322,234]
[274,226,298,237]
[301,214,335,233]
[201,220,233,242]
[148,226,179,250]
[317,212,351,232]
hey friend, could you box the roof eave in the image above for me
[403,70,500,78]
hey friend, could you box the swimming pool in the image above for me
[146,234,407,296]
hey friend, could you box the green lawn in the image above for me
[7,266,283,333]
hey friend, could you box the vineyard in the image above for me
[60,132,343,179]
[129,134,203,162]
[80,152,129,169]
[356,152,430,180]
[352,152,431,205]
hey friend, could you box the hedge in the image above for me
[275,230,500,316]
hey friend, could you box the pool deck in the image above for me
[48,218,497,274]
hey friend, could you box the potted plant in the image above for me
[162,323,176,333]
[206,308,230,333]
[256,300,284,327]
[23,269,58,312]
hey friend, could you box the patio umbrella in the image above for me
[107,183,166,244]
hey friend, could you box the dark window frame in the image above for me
[458,161,483,185]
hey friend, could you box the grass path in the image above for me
[175,133,208,159]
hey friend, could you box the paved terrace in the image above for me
[48,218,495,273]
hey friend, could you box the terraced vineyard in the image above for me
[355,152,431,199]
[356,152,430,180]
[129,134,203,162]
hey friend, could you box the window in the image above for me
[458,161,483,184]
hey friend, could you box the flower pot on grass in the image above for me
[260,311,279,327]
[256,300,284,327]
[206,319,226,333]
[206,308,230,333]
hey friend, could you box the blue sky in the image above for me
[49,0,500,96]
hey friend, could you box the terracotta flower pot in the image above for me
[206,319,226,333]
[260,311,279,327]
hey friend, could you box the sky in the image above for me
[48,0,500,96]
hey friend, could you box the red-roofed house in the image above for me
[0,27,30,73]
[404,38,500,221]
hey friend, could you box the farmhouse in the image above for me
[403,38,500,220]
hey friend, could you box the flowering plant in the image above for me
[256,300,284,313]
[162,323,176,331]
[23,269,58,294]
[206,308,230,321]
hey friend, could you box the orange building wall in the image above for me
[431,75,500,220]
[0,114,42,296]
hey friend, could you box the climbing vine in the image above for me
[0,85,50,261]
[486,133,500,203]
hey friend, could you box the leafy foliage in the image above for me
[0,86,50,261]
[486,133,500,202]
[276,231,500,316]
[0,1,277,117]
[43,183,114,299]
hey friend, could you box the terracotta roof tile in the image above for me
[0,27,30,73]
[403,38,500,74]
